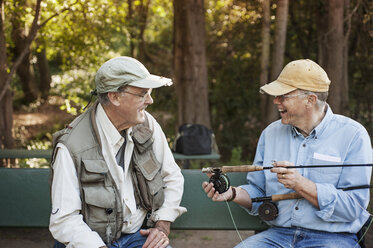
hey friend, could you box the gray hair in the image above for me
[97,85,129,106]
[97,93,110,105]
[298,89,328,109]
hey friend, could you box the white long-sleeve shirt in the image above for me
[50,104,186,248]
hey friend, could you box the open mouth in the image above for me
[279,109,287,115]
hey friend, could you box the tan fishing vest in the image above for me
[50,101,165,244]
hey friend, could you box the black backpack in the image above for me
[174,124,213,155]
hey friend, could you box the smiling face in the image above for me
[105,86,153,131]
[273,90,309,128]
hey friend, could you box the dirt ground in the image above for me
[0,228,254,248]
[1,227,373,247]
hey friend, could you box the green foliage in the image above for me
[206,0,263,161]
[7,0,373,165]
[229,147,244,166]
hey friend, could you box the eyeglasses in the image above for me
[121,89,152,100]
[275,93,308,103]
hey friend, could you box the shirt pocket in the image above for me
[308,157,342,185]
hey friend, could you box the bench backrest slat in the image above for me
[0,168,268,231]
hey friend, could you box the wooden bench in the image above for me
[0,149,220,169]
[0,167,267,231]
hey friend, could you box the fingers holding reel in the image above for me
[209,169,230,194]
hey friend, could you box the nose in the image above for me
[145,93,154,105]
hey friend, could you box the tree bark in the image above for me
[173,0,211,128]
[259,0,271,130]
[0,0,42,154]
[126,0,151,61]
[11,1,40,103]
[36,46,51,99]
[325,0,345,114]
[316,0,328,66]
[0,0,15,160]
[265,0,289,126]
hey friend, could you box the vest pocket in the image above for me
[133,151,165,211]
[81,159,108,183]
[82,186,117,241]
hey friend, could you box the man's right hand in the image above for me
[202,182,234,201]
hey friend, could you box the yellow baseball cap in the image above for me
[260,59,330,96]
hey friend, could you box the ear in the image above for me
[107,92,121,106]
[306,94,317,108]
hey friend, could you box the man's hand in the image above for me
[202,181,234,202]
[270,161,319,208]
[140,220,171,248]
[270,161,303,189]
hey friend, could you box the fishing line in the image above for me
[223,193,249,248]
[354,215,373,248]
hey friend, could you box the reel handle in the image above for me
[202,165,264,173]
[271,192,302,201]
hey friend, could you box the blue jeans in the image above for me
[53,230,172,248]
[234,226,359,248]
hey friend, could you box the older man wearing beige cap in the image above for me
[50,56,186,248]
[203,59,372,248]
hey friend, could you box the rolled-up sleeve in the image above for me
[315,128,372,222]
[240,132,266,215]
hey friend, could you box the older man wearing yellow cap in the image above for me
[50,57,186,248]
[203,59,372,248]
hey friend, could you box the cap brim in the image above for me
[128,74,173,89]
[260,80,297,96]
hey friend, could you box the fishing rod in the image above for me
[202,164,373,194]
[202,163,373,174]
[251,185,373,221]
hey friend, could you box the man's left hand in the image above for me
[140,220,171,248]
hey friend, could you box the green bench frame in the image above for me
[0,150,268,232]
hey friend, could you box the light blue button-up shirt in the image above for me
[241,106,372,233]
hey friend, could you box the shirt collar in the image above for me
[96,103,125,149]
[291,104,333,139]
[312,104,333,138]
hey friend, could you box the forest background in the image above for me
[0,0,372,167]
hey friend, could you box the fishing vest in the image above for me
[50,101,165,244]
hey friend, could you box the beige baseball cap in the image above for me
[260,59,330,96]
[95,56,172,94]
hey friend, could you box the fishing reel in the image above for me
[258,201,279,221]
[209,168,230,194]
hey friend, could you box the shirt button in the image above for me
[302,144,306,147]
[295,206,299,210]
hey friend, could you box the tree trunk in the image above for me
[126,0,151,61]
[0,3,15,165]
[341,0,350,115]
[0,0,15,164]
[316,0,328,66]
[11,3,40,103]
[259,0,271,130]
[0,0,42,157]
[265,0,289,126]
[325,0,345,114]
[36,47,51,100]
[173,0,211,128]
